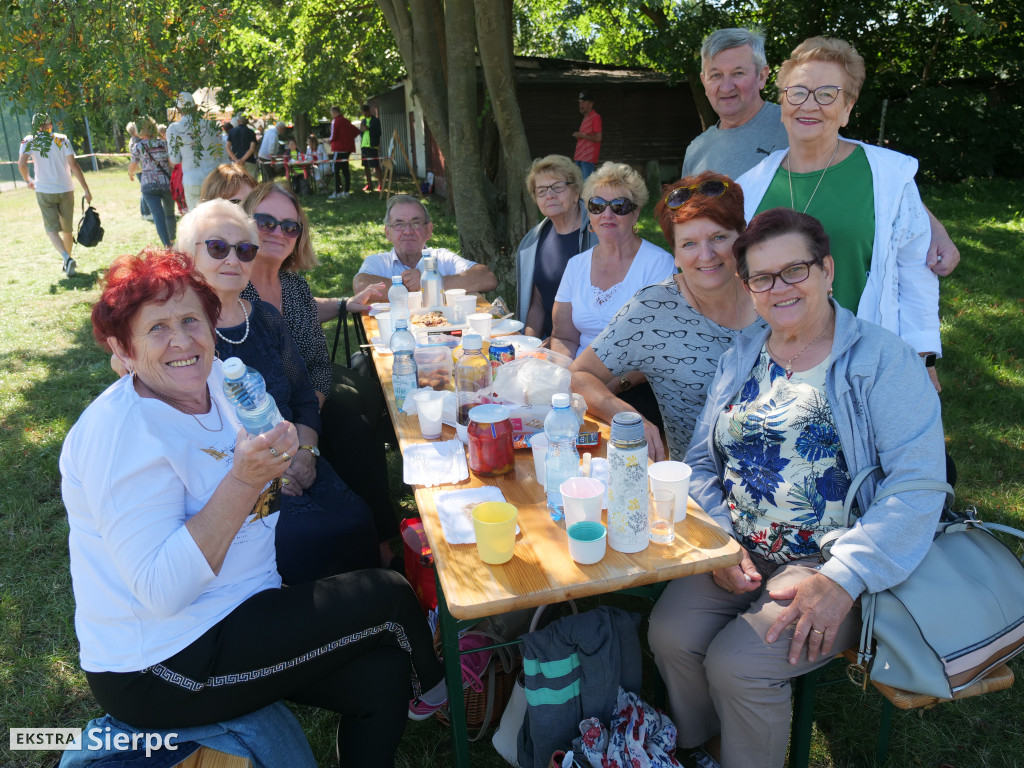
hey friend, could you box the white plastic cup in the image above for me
[468,312,492,339]
[375,312,393,347]
[455,295,477,324]
[567,521,607,565]
[408,291,423,312]
[414,390,445,439]
[560,477,606,528]
[444,288,467,306]
[528,433,549,486]
[648,461,692,522]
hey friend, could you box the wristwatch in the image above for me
[299,444,321,457]
[619,375,632,392]
[923,353,937,368]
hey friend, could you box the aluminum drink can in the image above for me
[487,341,515,375]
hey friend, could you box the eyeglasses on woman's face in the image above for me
[664,179,729,210]
[743,259,821,293]
[783,84,843,106]
[534,180,573,198]
[587,196,638,216]
[253,212,303,238]
[198,239,259,262]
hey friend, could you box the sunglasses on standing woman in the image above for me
[252,212,304,238]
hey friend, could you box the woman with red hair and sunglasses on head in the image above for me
[240,183,399,568]
[571,172,766,460]
[178,199,378,584]
[549,161,674,361]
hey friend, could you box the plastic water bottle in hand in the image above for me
[221,357,283,436]
[544,393,580,524]
[388,275,410,326]
[391,319,419,410]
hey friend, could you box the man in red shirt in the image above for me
[328,106,362,199]
[572,91,602,180]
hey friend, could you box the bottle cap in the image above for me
[610,412,644,443]
[222,357,245,380]
[463,334,483,351]
[551,392,571,408]
[392,275,402,285]
[394,319,409,330]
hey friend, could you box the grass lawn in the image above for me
[1,166,1022,767]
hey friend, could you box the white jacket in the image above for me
[738,139,939,355]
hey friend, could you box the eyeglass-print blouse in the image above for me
[714,346,853,564]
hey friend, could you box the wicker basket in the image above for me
[434,654,522,735]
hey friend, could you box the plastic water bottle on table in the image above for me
[543,393,580,525]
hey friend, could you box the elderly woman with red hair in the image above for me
[571,172,765,460]
[60,249,445,765]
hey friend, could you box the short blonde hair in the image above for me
[137,117,157,138]
[525,155,583,197]
[777,37,866,104]
[242,182,317,272]
[175,199,260,260]
[581,162,649,210]
[200,164,257,203]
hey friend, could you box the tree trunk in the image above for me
[444,0,499,263]
[474,0,534,298]
[687,72,716,132]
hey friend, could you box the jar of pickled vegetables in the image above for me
[467,404,514,476]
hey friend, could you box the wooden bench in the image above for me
[175,747,251,768]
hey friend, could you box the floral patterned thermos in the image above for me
[607,412,650,553]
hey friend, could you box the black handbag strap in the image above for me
[141,141,172,180]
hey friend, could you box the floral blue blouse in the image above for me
[714,346,853,563]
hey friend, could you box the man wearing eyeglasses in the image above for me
[682,28,959,276]
[352,194,498,294]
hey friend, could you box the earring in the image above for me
[827,289,834,299]
[632,224,639,236]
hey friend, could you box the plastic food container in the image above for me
[467,404,514,476]
[414,345,454,391]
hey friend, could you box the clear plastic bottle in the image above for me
[606,412,649,553]
[420,253,443,309]
[454,334,492,428]
[221,357,284,436]
[543,393,580,524]
[391,319,419,410]
[388,275,410,326]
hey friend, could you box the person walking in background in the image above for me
[126,121,151,221]
[572,91,602,180]
[258,120,286,182]
[166,91,225,212]
[127,117,176,247]
[359,103,383,193]
[328,106,361,200]
[228,113,258,179]
[17,112,93,278]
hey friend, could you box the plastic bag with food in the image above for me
[491,352,572,406]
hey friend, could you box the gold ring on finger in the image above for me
[811,628,824,635]
[281,451,292,462]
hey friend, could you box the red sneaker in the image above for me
[362,184,372,192]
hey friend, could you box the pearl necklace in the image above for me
[787,139,840,214]
[215,298,250,345]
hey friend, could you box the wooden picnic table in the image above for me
[358,309,741,765]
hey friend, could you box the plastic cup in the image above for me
[414,390,444,440]
[468,312,492,339]
[560,477,606,528]
[472,502,518,564]
[444,288,467,306]
[567,521,607,565]
[375,312,393,347]
[648,461,692,522]
[454,295,477,324]
[649,489,675,544]
[528,433,549,486]
[408,291,423,312]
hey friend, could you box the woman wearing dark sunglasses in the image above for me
[571,172,765,461]
[179,199,378,584]
[240,182,399,568]
[549,161,674,360]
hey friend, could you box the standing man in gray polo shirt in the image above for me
[18,113,93,278]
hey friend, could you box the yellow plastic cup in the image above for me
[471,502,518,564]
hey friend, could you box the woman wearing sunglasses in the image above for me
[549,161,674,360]
[648,207,945,768]
[240,182,399,567]
[571,172,766,461]
[515,155,596,340]
[179,199,378,584]
[736,37,941,391]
